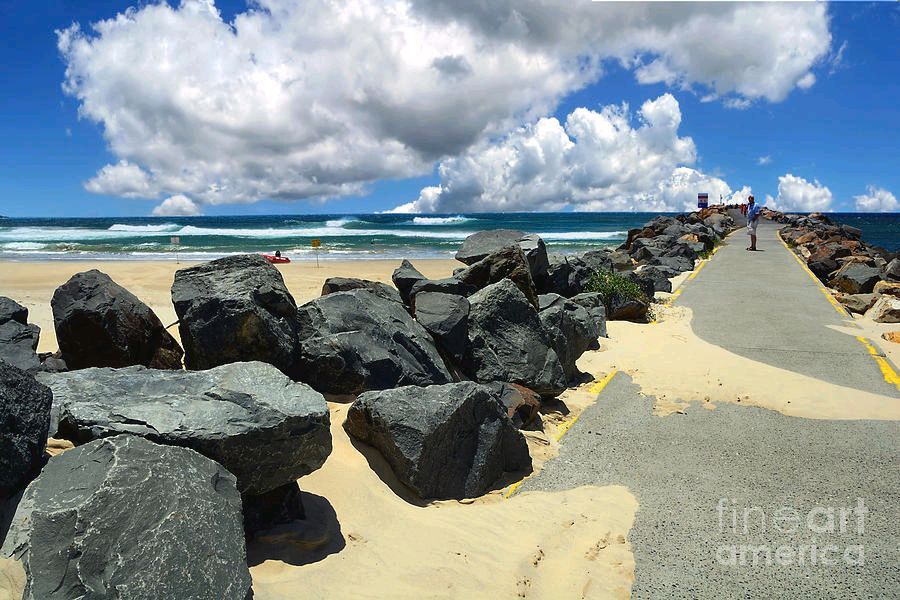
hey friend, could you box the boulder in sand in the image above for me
[456,245,539,307]
[463,279,566,396]
[0,320,40,374]
[321,277,402,304]
[568,292,609,338]
[454,229,524,265]
[392,259,427,305]
[538,295,602,383]
[0,363,52,498]
[0,297,27,326]
[1,435,251,600]
[413,292,469,364]
[51,270,183,370]
[409,277,477,303]
[836,293,878,315]
[172,254,297,373]
[41,361,331,495]
[868,296,900,323]
[483,381,541,429]
[344,382,531,499]
[539,254,593,297]
[827,262,881,294]
[294,290,452,395]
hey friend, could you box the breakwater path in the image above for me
[678,218,899,397]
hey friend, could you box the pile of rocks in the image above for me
[771,210,900,322]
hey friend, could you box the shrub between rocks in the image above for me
[584,269,648,310]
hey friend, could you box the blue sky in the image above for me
[0,1,897,217]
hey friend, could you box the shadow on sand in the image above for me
[246,491,345,567]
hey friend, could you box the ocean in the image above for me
[0,212,897,261]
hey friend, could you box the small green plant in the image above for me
[698,239,723,260]
[584,269,647,309]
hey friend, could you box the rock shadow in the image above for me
[246,491,345,567]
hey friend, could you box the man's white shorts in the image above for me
[747,220,758,235]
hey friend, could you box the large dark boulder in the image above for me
[569,292,609,338]
[606,294,650,321]
[454,229,525,265]
[322,277,402,304]
[517,234,551,284]
[409,277,478,304]
[456,245,539,307]
[413,292,469,364]
[1,435,251,600]
[581,249,614,273]
[0,320,40,374]
[344,382,531,499]
[51,270,183,370]
[294,290,452,395]
[40,361,330,495]
[462,279,566,396]
[633,266,673,293]
[807,249,840,281]
[538,295,601,383]
[884,258,900,282]
[0,297,27,325]
[172,254,297,373]
[649,255,694,273]
[828,262,882,294]
[0,363,52,498]
[539,254,593,297]
[392,259,427,305]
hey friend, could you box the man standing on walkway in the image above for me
[746,195,761,251]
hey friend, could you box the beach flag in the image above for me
[698,193,709,209]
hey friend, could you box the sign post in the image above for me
[170,236,181,264]
[698,193,709,209]
[311,239,321,267]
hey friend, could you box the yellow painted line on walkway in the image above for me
[503,370,618,499]
[856,336,900,393]
[777,232,850,318]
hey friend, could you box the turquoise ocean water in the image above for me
[0,213,896,261]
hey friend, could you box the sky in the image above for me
[0,0,897,218]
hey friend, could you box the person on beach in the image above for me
[746,195,761,251]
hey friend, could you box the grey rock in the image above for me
[609,250,635,272]
[626,270,659,299]
[580,249,613,273]
[0,320,41,374]
[322,277,402,304]
[634,266,674,293]
[294,290,452,395]
[827,262,882,294]
[409,277,477,303]
[52,270,183,370]
[172,254,297,373]
[0,297,27,325]
[463,279,566,396]
[454,229,525,265]
[39,356,67,373]
[517,234,551,284]
[883,258,900,282]
[1,435,251,600]
[456,245,539,307]
[836,293,878,315]
[41,361,331,495]
[344,382,531,499]
[539,254,593,297]
[606,294,650,322]
[649,255,694,273]
[0,363,51,498]
[413,292,469,364]
[392,259,427,305]
[539,296,601,383]
[569,292,609,338]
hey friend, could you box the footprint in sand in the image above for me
[584,535,609,560]
[517,576,531,598]
[531,547,544,567]
[346,532,367,544]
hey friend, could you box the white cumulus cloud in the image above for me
[757,155,772,166]
[767,174,833,212]
[59,0,831,208]
[854,186,898,212]
[152,195,202,217]
[395,94,747,213]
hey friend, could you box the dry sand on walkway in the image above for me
[581,302,900,421]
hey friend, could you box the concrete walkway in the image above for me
[678,219,898,397]
[527,375,900,599]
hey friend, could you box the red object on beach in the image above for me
[262,254,291,264]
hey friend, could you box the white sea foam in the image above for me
[108,223,181,232]
[410,216,471,225]
[538,231,626,240]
